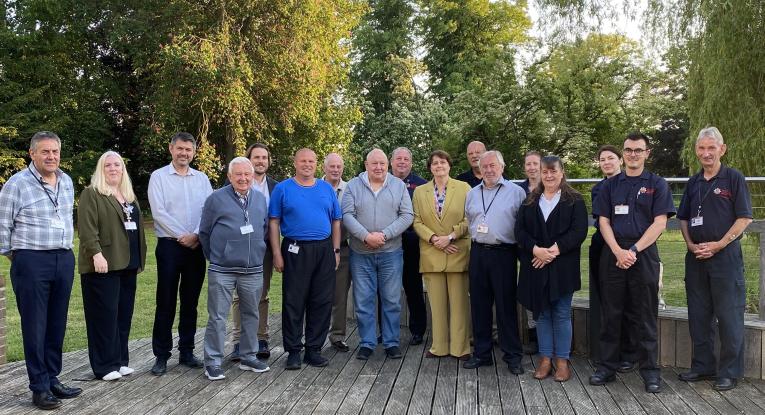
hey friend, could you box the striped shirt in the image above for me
[0,163,75,255]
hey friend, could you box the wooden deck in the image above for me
[2,314,765,414]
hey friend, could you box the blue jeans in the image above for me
[350,249,403,349]
[536,293,573,359]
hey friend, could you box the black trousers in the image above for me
[685,242,745,379]
[588,230,636,363]
[82,269,137,378]
[10,249,74,393]
[281,238,336,353]
[152,238,206,359]
[402,234,426,336]
[598,240,660,379]
[468,243,522,365]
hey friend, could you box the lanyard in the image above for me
[231,189,250,224]
[433,182,447,216]
[121,201,135,222]
[29,167,60,213]
[696,176,719,216]
[481,183,503,217]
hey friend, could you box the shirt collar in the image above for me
[28,162,62,182]
[696,164,728,181]
[167,163,196,176]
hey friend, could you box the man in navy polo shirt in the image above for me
[590,132,675,393]
[677,127,752,391]
[269,148,342,370]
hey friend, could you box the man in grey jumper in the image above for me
[342,148,414,360]
[199,157,270,380]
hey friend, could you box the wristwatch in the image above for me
[628,245,638,254]
[334,248,341,253]
[448,234,454,242]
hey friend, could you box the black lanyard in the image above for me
[696,176,719,216]
[231,189,250,224]
[481,183,503,217]
[29,167,60,212]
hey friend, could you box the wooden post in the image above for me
[759,232,765,320]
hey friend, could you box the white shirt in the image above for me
[251,175,270,207]
[148,163,213,238]
[539,190,561,222]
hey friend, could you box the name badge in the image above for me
[614,205,629,215]
[50,218,65,229]
[477,223,489,234]
[240,224,254,234]
[124,221,138,230]
[691,216,704,227]
[288,243,300,254]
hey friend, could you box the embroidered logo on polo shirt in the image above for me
[639,187,655,195]
[714,188,732,199]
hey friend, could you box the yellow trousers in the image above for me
[423,272,471,357]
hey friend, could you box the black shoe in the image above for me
[523,341,538,355]
[256,340,270,360]
[32,391,61,410]
[410,334,424,346]
[463,357,492,369]
[508,364,524,375]
[332,340,350,352]
[644,378,662,393]
[678,371,716,382]
[304,351,329,367]
[617,361,636,373]
[179,353,203,368]
[151,357,168,376]
[385,346,403,359]
[713,377,737,391]
[286,352,302,370]
[589,370,615,386]
[357,347,373,361]
[50,382,82,399]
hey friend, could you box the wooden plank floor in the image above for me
[3,315,765,414]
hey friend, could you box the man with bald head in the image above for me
[322,153,353,352]
[456,140,486,188]
[269,148,342,370]
[342,149,414,360]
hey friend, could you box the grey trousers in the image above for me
[204,269,263,367]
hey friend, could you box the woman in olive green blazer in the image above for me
[412,150,472,359]
[78,151,146,381]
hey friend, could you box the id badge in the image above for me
[240,224,254,234]
[691,216,704,227]
[614,205,629,215]
[50,218,65,229]
[124,221,138,231]
[288,243,300,254]
[477,223,489,234]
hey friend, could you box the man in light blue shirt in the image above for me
[147,132,213,375]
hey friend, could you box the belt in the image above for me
[284,237,331,245]
[158,237,177,241]
[471,241,516,250]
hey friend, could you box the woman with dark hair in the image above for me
[515,156,588,381]
[412,150,472,360]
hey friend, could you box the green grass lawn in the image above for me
[0,227,283,363]
[0,227,760,363]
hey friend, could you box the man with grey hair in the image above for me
[456,140,487,188]
[390,146,428,345]
[0,131,82,409]
[343,148,414,360]
[464,150,527,374]
[323,152,353,352]
[677,127,752,391]
[148,132,213,376]
[199,157,270,380]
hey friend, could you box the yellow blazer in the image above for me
[412,178,471,273]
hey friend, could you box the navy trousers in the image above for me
[152,238,206,359]
[402,234,427,337]
[10,249,74,393]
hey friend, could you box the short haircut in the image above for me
[91,151,136,203]
[366,148,387,161]
[479,150,506,169]
[391,147,412,160]
[171,132,197,148]
[323,153,343,167]
[245,143,271,160]
[597,144,622,159]
[30,131,61,151]
[228,156,254,173]
[426,150,452,170]
[696,126,724,145]
[625,131,650,147]
[524,150,542,161]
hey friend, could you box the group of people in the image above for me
[0,125,752,410]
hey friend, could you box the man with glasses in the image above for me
[590,132,675,393]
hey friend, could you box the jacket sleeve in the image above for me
[412,188,435,243]
[77,188,102,260]
[382,183,414,240]
[451,182,470,238]
[514,203,537,253]
[198,194,215,260]
[341,181,370,241]
[556,198,589,254]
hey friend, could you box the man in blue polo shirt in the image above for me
[590,132,675,393]
[269,148,342,370]
[677,127,752,391]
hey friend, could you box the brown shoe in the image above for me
[553,358,571,382]
[534,357,553,380]
[456,353,471,361]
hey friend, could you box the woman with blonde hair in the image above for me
[78,151,146,381]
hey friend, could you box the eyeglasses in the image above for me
[623,148,647,155]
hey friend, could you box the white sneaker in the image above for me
[239,358,270,373]
[102,371,122,381]
[119,366,135,376]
